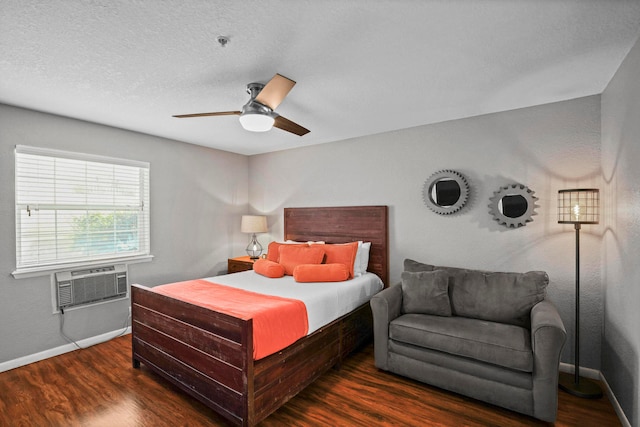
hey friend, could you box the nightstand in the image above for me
[227,256,256,273]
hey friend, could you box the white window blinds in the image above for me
[15,145,150,271]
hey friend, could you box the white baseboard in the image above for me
[0,327,131,374]
[560,363,631,427]
[599,372,632,427]
[559,362,600,379]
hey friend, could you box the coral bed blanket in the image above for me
[152,279,309,360]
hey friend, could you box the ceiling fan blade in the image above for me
[255,74,296,110]
[274,115,310,136]
[173,111,241,118]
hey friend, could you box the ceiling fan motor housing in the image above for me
[243,83,276,116]
[240,83,276,131]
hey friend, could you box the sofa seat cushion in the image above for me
[389,314,533,372]
[388,341,533,390]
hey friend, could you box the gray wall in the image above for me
[602,35,640,426]
[0,104,249,363]
[249,95,603,370]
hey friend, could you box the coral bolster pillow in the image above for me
[293,264,350,282]
[278,245,325,275]
[253,259,285,278]
[322,242,359,278]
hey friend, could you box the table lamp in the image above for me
[241,215,268,259]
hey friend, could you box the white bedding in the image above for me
[204,271,384,335]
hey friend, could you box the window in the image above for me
[14,145,150,275]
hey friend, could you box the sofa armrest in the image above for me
[370,283,403,370]
[530,299,566,422]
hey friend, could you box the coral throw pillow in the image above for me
[253,259,285,278]
[278,245,325,276]
[293,263,350,283]
[266,241,307,262]
[322,242,359,278]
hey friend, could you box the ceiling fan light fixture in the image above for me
[239,112,275,132]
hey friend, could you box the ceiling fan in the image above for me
[173,73,310,136]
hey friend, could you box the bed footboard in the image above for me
[132,284,374,426]
[132,284,254,425]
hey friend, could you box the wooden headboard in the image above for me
[284,205,389,286]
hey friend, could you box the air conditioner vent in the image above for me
[71,265,115,277]
[55,264,128,310]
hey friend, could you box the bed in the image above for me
[131,205,389,426]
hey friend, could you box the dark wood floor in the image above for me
[0,335,621,426]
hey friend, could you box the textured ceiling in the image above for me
[2,1,640,155]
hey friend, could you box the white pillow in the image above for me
[353,241,371,277]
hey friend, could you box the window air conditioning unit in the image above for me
[55,264,128,310]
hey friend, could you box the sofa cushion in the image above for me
[389,314,533,372]
[388,340,533,390]
[404,258,436,273]
[400,270,452,316]
[453,270,548,327]
[402,259,548,327]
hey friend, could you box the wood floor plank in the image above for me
[0,335,622,426]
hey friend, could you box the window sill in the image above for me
[11,255,154,279]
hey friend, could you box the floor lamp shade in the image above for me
[241,215,268,259]
[557,188,602,399]
[558,189,599,224]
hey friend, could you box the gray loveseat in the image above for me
[370,259,566,422]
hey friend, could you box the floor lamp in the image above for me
[557,188,603,399]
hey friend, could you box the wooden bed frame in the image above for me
[131,205,388,426]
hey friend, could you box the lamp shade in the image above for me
[558,189,599,225]
[239,113,274,132]
[241,215,268,233]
